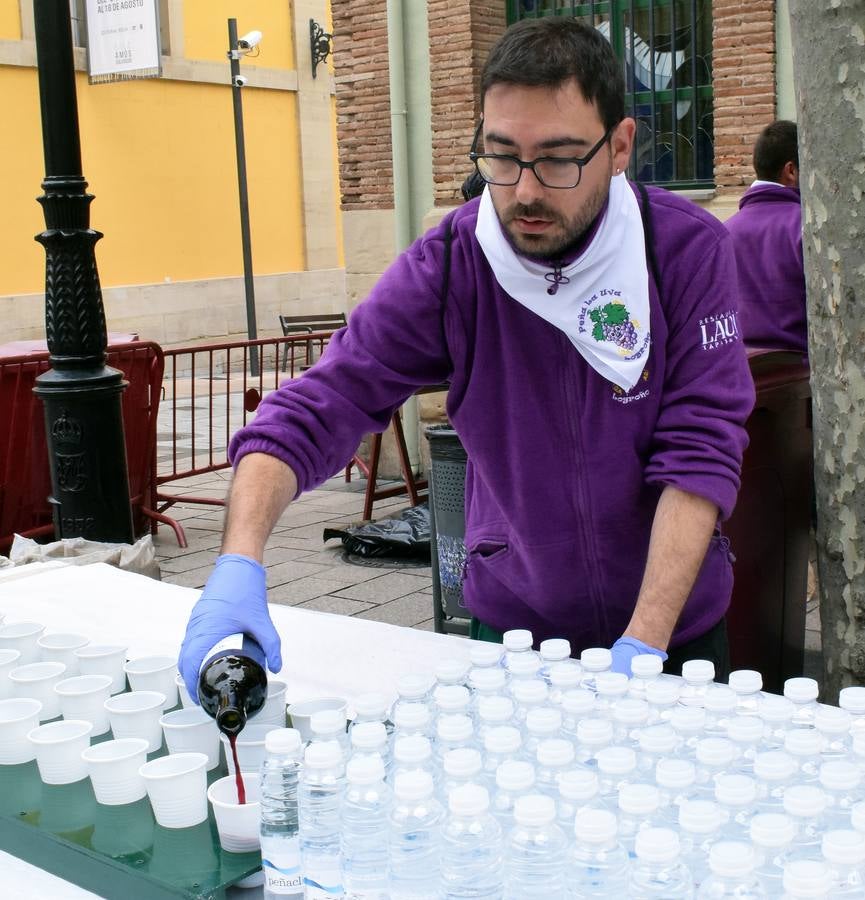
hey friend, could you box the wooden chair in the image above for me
[278,313,347,372]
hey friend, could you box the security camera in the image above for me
[237,30,262,51]
[233,74,248,88]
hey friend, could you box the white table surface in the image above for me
[0,562,470,899]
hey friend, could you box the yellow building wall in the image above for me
[0,2,19,40]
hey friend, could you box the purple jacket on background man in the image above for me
[724,183,807,355]
[229,185,755,653]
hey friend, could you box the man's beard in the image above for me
[497,177,610,260]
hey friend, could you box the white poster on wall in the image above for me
[84,0,161,83]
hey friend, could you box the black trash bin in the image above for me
[424,425,470,635]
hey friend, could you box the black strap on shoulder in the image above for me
[634,180,662,297]
[441,215,454,303]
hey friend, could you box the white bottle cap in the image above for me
[696,737,736,767]
[346,753,385,785]
[574,807,618,843]
[396,673,434,700]
[435,658,470,685]
[851,802,865,833]
[536,738,575,768]
[612,698,650,726]
[434,685,471,713]
[679,799,722,834]
[681,658,715,684]
[559,767,599,801]
[784,677,819,703]
[394,704,431,731]
[448,782,489,816]
[714,773,757,807]
[785,727,823,758]
[670,706,706,734]
[631,654,664,679]
[754,750,797,782]
[469,643,504,668]
[304,740,342,769]
[393,734,431,764]
[597,745,637,776]
[549,662,582,689]
[618,782,661,815]
[511,680,548,705]
[645,680,680,706]
[577,718,614,747]
[513,793,556,827]
[496,759,535,792]
[561,689,595,716]
[728,669,763,695]
[656,757,696,789]
[595,671,629,698]
[264,727,302,755]
[784,784,828,819]
[634,827,680,864]
[469,667,507,693]
[539,638,571,662]
[822,829,865,866]
[704,685,738,713]
[839,686,865,715]
[352,691,390,719]
[819,760,861,792]
[526,706,563,735]
[477,695,515,724]
[580,647,612,673]
[483,725,522,755]
[507,654,542,678]
[815,704,852,736]
[750,812,796,848]
[436,713,473,743]
[311,709,345,736]
[726,715,764,745]
[757,694,795,723]
[503,629,533,652]
[443,747,482,779]
[708,841,756,877]
[394,769,434,801]
[782,860,832,898]
[638,724,678,755]
[350,721,387,750]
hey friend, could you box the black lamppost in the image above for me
[31,0,134,544]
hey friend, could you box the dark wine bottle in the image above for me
[197,634,268,736]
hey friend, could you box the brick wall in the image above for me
[712,0,777,194]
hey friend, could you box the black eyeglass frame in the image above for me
[468,121,617,189]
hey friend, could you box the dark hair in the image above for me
[753,120,799,181]
[480,18,625,132]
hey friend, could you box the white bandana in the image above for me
[474,172,651,391]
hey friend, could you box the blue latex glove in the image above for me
[178,554,283,701]
[610,636,668,677]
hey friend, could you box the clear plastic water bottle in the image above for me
[629,654,665,701]
[656,757,698,827]
[703,686,739,738]
[696,841,766,898]
[298,740,346,900]
[539,639,573,683]
[713,773,758,841]
[260,728,304,899]
[596,745,638,804]
[725,716,764,774]
[392,703,433,742]
[594,672,630,718]
[388,770,444,900]
[391,734,437,789]
[441,783,503,899]
[575,717,614,765]
[349,721,391,782]
[679,660,715,709]
[750,812,796,895]
[476,695,516,742]
[818,760,862,828]
[511,679,549,727]
[612,698,651,747]
[753,750,798,813]
[433,684,472,723]
[557,767,606,832]
[646,679,681,724]
[536,738,576,796]
[617,783,663,858]
[852,802,865,835]
[757,694,796,750]
[340,754,391,899]
[393,674,435,728]
[784,727,824,783]
[435,658,471,690]
[524,707,563,756]
[784,677,819,728]
[435,714,477,765]
[502,629,537,670]
[678,800,723,890]
[671,707,708,759]
[821,829,865,897]
[548,662,583,706]
[637,724,679,777]
[814,705,852,761]
[482,726,524,787]
[838,687,865,736]
[442,747,483,800]
[781,859,832,899]
[782,784,829,861]
[694,738,737,798]
[568,807,630,897]
[469,667,508,711]
[580,648,612,690]
[350,692,392,737]
[492,759,535,828]
[561,689,596,742]
[507,652,543,684]
[504,794,568,898]
[468,643,505,679]
[728,670,764,716]
[310,709,350,759]
[629,827,694,899]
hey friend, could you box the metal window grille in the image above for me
[505,0,714,189]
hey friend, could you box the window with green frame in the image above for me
[506,0,714,189]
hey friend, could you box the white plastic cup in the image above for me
[0,649,22,699]
[75,645,128,694]
[140,752,208,829]
[176,672,194,708]
[0,697,43,763]
[0,622,46,665]
[123,656,179,710]
[9,661,67,720]
[54,674,113,736]
[207,773,262,853]
[253,680,288,726]
[105,690,166,752]
[82,737,150,805]
[287,697,347,742]
[219,722,282,775]
[27,719,92,784]
[160,706,221,771]
[37,633,89,675]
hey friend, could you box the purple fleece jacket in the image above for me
[724,183,807,354]
[229,185,755,652]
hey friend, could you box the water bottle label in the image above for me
[260,835,302,895]
[199,633,244,675]
[302,860,343,899]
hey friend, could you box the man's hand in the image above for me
[610,636,667,676]
[178,554,283,700]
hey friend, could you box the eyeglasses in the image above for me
[468,122,615,189]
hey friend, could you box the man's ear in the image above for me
[612,118,636,175]
[782,160,799,188]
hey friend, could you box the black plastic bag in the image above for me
[323,504,431,561]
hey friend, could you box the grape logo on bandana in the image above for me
[699,310,739,350]
[579,290,650,362]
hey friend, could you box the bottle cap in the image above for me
[708,841,756,877]
[670,706,706,734]
[561,689,595,716]
[393,734,431,764]
[679,799,722,834]
[350,721,387,750]
[469,643,504,668]
[310,709,345,736]
[695,737,736,767]
[513,793,556,827]
[645,680,680,706]
[618,782,661,815]
[394,769,433,801]
[549,662,582,689]
[612,698,650,726]
[580,647,612,673]
[714,773,757,807]
[595,671,629,698]
[655,757,696,789]
[396,673,434,700]
[443,747,482,779]
[558,767,599,801]
[346,753,385,785]
[574,807,617,843]
[448,783,489,817]
[539,638,571,662]
[822,829,865,866]
[511,680,548,705]
[577,718,614,747]
[631,654,664,679]
[435,658,470,685]
[495,759,535,792]
[704,685,738,713]
[784,677,819,704]
[815,704,852,735]
[784,727,823,758]
[754,750,797,782]
[728,669,763,695]
[483,725,521,755]
[638,724,678,755]
[264,727,302,755]
[434,685,471,713]
[525,707,562,735]
[503,629,533,652]
[681,659,715,684]
[819,760,861,792]
[851,802,865,833]
[436,713,473,743]
[750,812,796,848]
[507,654,542,678]
[757,694,795,723]
[477,695,515,724]
[469,667,507,693]
[783,784,828,818]
[839,686,865,715]
[304,740,342,769]
[394,703,431,731]
[634,827,679,864]
[726,715,764,745]
[352,691,389,719]
[596,745,636,776]
[536,738,575,768]
[782,860,832,897]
